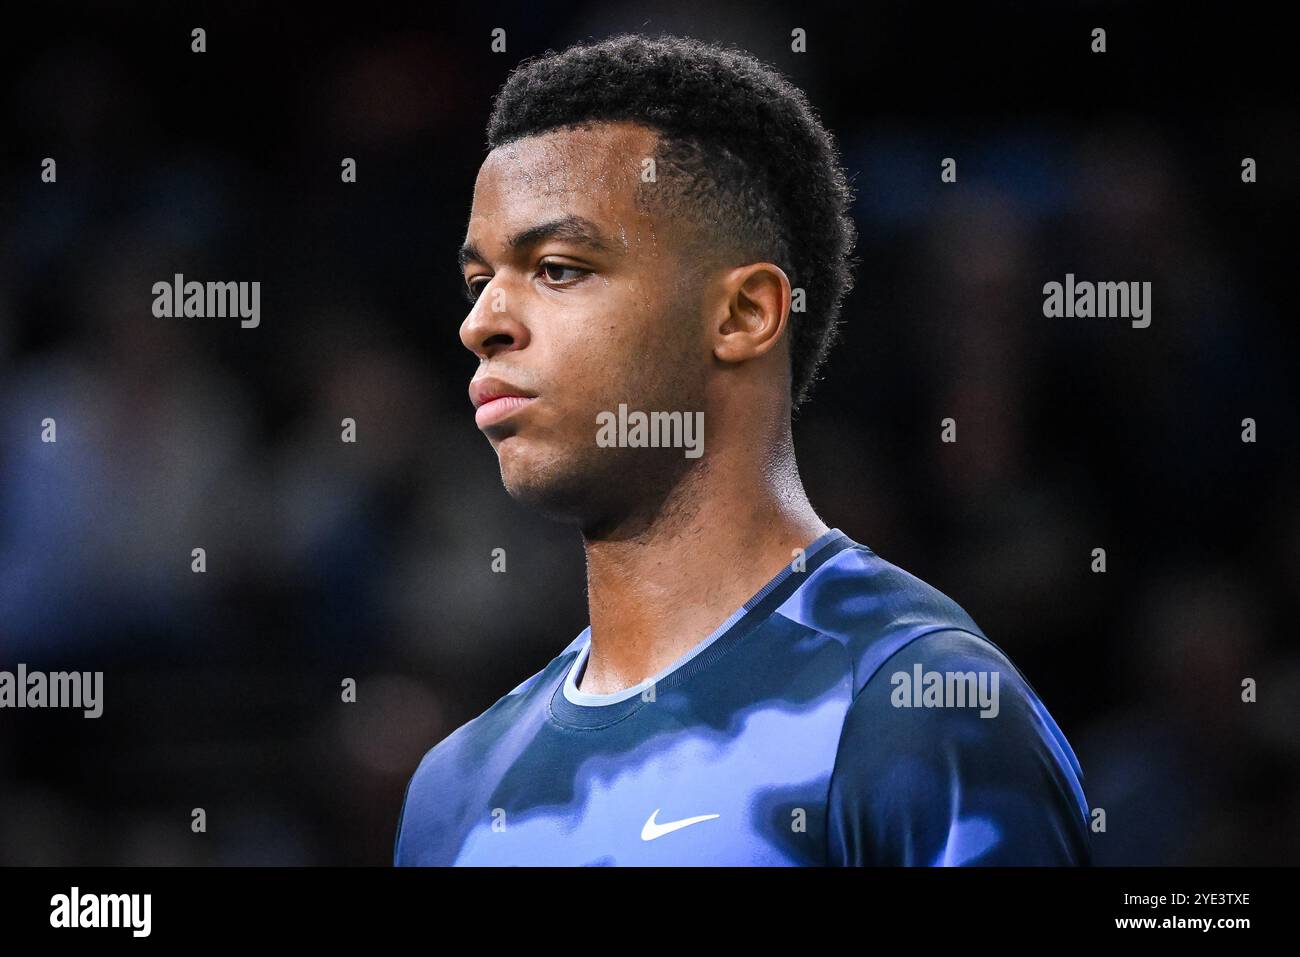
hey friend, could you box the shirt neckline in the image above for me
[549,527,856,729]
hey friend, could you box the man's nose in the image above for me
[459,288,530,359]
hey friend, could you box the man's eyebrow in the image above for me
[457,215,616,272]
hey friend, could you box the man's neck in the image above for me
[577,446,828,696]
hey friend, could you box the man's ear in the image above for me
[712,262,792,365]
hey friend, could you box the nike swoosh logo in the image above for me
[640,808,720,841]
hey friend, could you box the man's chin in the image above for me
[495,439,596,523]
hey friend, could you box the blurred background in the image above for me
[1,3,1296,865]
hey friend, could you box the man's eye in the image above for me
[541,262,587,284]
[464,265,586,302]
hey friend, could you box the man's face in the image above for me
[458,121,710,525]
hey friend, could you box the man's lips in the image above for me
[475,395,536,429]
[469,376,538,430]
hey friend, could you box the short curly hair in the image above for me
[486,33,858,412]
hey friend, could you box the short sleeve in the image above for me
[826,628,1092,865]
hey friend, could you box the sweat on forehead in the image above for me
[484,122,660,191]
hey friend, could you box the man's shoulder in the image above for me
[778,538,999,697]
[394,640,583,865]
[407,638,581,782]
[800,543,1091,864]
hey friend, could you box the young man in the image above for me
[394,34,1092,865]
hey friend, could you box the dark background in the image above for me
[1,3,1296,865]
